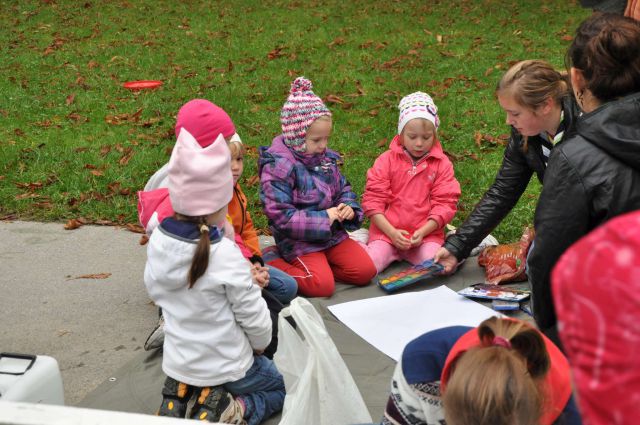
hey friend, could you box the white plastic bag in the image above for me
[274,297,372,425]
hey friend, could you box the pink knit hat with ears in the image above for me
[168,128,233,216]
[175,99,236,148]
[280,77,332,152]
[398,91,440,134]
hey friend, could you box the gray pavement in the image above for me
[0,220,158,405]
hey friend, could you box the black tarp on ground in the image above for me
[78,257,532,424]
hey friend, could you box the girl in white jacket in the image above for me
[144,99,285,424]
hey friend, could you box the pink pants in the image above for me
[364,239,441,273]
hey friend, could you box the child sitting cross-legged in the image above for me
[362,92,461,273]
[144,100,285,424]
[259,77,377,298]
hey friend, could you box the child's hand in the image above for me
[411,220,438,247]
[326,207,341,225]
[390,228,412,251]
[251,263,270,288]
[336,203,355,221]
[410,229,431,247]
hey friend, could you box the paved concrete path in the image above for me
[0,221,158,405]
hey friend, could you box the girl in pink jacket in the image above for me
[362,92,461,273]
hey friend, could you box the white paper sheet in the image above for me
[327,286,500,361]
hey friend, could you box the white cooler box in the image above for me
[0,352,64,405]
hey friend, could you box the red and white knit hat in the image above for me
[398,91,439,134]
[280,76,331,152]
[552,210,640,425]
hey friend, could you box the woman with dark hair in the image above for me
[527,12,640,338]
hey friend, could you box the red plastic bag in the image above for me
[477,227,535,285]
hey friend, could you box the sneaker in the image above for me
[157,377,194,418]
[144,316,165,351]
[348,228,369,244]
[190,387,246,424]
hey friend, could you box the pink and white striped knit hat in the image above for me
[280,77,331,152]
[398,91,440,134]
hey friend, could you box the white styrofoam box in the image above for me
[0,353,64,405]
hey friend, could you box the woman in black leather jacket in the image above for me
[435,61,579,271]
[527,13,640,337]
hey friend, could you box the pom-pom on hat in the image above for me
[175,99,236,148]
[280,76,332,152]
[168,127,233,217]
[398,91,440,134]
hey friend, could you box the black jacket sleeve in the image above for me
[444,130,534,261]
[527,149,590,330]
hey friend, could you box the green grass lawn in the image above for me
[0,0,589,242]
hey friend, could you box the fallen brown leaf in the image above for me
[100,145,112,156]
[64,219,84,230]
[67,273,112,280]
[474,131,483,147]
[267,46,286,60]
[66,94,76,106]
[257,227,273,236]
[15,182,43,191]
[245,175,260,187]
[125,223,145,234]
[328,37,346,49]
[15,193,40,200]
[324,94,344,104]
[119,148,134,165]
[32,201,53,209]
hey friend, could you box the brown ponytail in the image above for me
[187,216,211,288]
[497,60,569,110]
[567,13,640,102]
[442,317,550,425]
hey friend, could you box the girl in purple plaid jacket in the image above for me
[259,77,377,297]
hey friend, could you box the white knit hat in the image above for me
[397,92,439,134]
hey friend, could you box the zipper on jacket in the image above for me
[403,150,429,176]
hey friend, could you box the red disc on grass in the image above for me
[123,80,163,90]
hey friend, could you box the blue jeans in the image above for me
[224,355,285,425]
[266,265,298,304]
